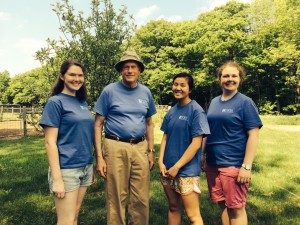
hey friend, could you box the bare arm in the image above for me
[167,136,203,178]
[237,127,260,183]
[94,114,107,178]
[158,133,168,176]
[44,126,65,198]
[146,117,155,171]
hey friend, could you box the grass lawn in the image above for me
[0,115,299,224]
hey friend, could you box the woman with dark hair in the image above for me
[158,72,210,225]
[202,61,263,225]
[51,60,88,101]
[40,59,94,225]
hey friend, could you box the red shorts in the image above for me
[205,164,249,209]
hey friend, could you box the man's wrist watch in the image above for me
[147,148,155,153]
[242,164,251,171]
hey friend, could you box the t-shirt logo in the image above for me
[179,115,188,120]
[138,99,148,107]
[222,108,233,113]
[80,106,88,110]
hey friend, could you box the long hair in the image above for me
[51,59,87,101]
[217,61,246,83]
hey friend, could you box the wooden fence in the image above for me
[0,105,42,139]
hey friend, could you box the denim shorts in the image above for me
[48,164,93,193]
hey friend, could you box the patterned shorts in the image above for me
[160,175,201,195]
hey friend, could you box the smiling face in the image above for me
[60,65,84,96]
[172,77,191,103]
[120,61,141,88]
[219,66,241,94]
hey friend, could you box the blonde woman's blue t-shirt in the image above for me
[40,93,94,168]
[205,92,263,167]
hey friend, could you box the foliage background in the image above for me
[0,0,299,114]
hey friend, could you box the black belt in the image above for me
[105,134,145,144]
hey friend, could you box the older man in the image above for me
[94,50,157,225]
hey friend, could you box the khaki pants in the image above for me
[103,138,150,225]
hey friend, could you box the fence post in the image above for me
[0,106,3,120]
[23,106,27,137]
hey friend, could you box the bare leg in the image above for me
[163,186,182,225]
[54,186,88,225]
[73,186,88,225]
[218,201,230,225]
[181,192,204,225]
[228,207,247,225]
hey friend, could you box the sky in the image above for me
[0,0,251,77]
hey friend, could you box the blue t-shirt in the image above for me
[161,100,210,176]
[93,81,157,139]
[205,92,263,167]
[40,93,94,169]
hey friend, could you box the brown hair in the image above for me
[218,61,245,82]
[51,59,87,101]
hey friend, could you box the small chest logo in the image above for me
[80,106,88,110]
[138,99,148,106]
[179,115,188,120]
[222,108,233,113]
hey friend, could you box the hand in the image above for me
[96,158,107,179]
[148,152,155,171]
[92,167,97,184]
[52,179,65,199]
[158,162,167,177]
[166,165,180,178]
[237,167,251,184]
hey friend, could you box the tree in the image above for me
[7,0,299,114]
[130,1,252,109]
[129,20,186,105]
[129,0,300,114]
[0,71,11,104]
[36,0,136,105]
[192,1,251,108]
[245,0,300,114]
[6,68,50,106]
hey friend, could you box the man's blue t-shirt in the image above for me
[205,92,263,167]
[161,100,210,176]
[93,81,157,139]
[40,93,94,168]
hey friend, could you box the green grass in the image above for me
[261,114,300,125]
[0,115,300,224]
